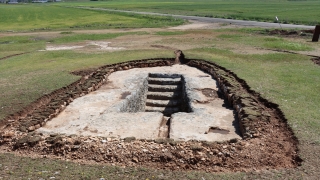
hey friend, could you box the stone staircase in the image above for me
[145,73,184,116]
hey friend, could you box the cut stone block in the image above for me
[37,65,241,142]
[38,112,163,139]
[170,98,241,142]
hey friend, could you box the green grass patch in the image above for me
[0,4,184,32]
[264,41,313,51]
[217,31,314,51]
[262,37,313,51]
[51,32,148,44]
[155,31,188,36]
[263,37,282,42]
[0,36,46,58]
[0,36,39,44]
[217,34,244,39]
[64,0,320,25]
[0,152,246,179]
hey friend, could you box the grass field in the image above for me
[63,0,320,25]
[1,1,320,179]
[0,4,183,32]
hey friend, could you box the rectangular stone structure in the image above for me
[312,25,320,42]
[170,112,241,142]
[38,112,164,140]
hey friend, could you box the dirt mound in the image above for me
[311,57,320,66]
[0,58,301,172]
[266,29,314,37]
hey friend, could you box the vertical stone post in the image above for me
[174,50,185,64]
[312,25,320,42]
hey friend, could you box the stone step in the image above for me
[146,99,181,107]
[147,92,181,100]
[148,84,181,92]
[148,73,181,79]
[145,106,181,115]
[148,77,181,85]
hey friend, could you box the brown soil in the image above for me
[0,58,300,173]
[200,88,219,99]
[311,57,320,66]
[71,68,97,76]
[267,29,314,37]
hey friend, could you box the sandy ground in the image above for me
[38,65,240,141]
[169,20,240,30]
[43,41,125,51]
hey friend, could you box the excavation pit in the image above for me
[0,58,300,172]
[145,73,191,116]
[37,65,241,142]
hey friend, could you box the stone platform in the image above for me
[37,65,241,141]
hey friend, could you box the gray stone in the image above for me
[37,65,241,142]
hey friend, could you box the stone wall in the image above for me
[120,77,148,112]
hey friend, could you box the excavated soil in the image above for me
[266,29,314,37]
[0,58,301,172]
[311,57,320,66]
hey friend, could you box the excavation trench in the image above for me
[33,65,239,142]
[145,73,190,139]
[122,73,191,139]
[0,57,300,172]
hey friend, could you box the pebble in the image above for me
[28,126,35,131]
[142,149,148,153]
[197,152,204,156]
[101,139,107,143]
[3,131,14,137]
[132,157,139,163]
